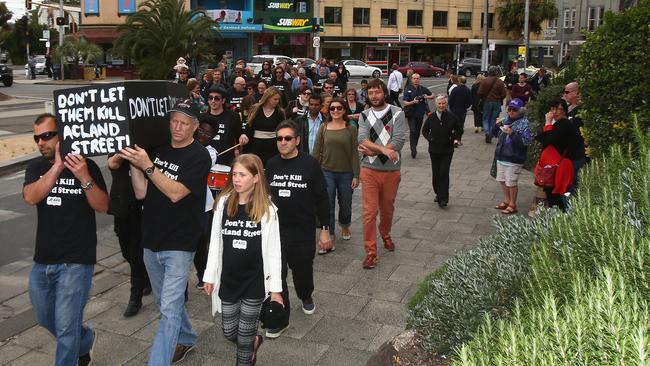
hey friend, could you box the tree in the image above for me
[1,13,56,64]
[496,0,558,37]
[577,0,650,157]
[0,2,13,32]
[53,36,102,65]
[113,0,218,79]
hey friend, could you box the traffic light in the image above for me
[56,17,68,26]
[26,0,31,10]
[312,24,320,32]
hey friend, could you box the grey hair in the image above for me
[435,94,448,103]
[298,67,306,75]
[488,66,498,76]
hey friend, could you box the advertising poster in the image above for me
[84,0,99,15]
[118,0,136,15]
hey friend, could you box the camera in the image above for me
[415,95,424,103]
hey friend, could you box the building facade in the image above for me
[316,0,554,70]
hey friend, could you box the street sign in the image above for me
[543,29,557,38]
[39,38,48,42]
[489,42,495,51]
[43,30,50,39]
[313,36,320,48]
[399,34,407,42]
[518,46,526,56]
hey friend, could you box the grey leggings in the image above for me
[222,297,264,366]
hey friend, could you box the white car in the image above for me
[292,58,316,69]
[25,55,47,75]
[342,60,382,78]
[248,55,293,75]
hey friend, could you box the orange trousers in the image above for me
[360,167,401,257]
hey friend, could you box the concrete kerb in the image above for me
[0,152,40,177]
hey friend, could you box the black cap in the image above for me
[168,99,199,120]
[208,84,228,97]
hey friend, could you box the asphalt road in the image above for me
[0,76,457,267]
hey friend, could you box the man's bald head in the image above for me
[234,77,246,92]
[564,81,580,105]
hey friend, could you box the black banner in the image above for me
[54,81,188,157]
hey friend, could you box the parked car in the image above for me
[248,54,293,74]
[292,58,316,69]
[24,55,47,75]
[341,60,382,78]
[0,63,13,86]
[397,62,444,77]
[457,57,482,77]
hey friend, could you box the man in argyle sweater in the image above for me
[357,79,408,269]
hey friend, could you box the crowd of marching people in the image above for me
[23,54,584,366]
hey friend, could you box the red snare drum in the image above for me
[207,164,231,191]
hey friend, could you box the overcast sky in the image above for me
[5,0,26,21]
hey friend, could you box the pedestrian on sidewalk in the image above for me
[387,64,403,108]
[491,98,532,215]
[448,75,472,143]
[265,120,331,338]
[107,154,151,318]
[203,154,283,366]
[118,100,211,365]
[357,79,407,269]
[24,113,109,366]
[471,74,485,133]
[478,66,506,143]
[402,73,434,158]
[27,54,36,80]
[311,99,360,244]
[421,95,462,208]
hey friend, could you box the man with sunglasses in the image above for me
[270,66,292,108]
[24,113,109,366]
[563,82,586,193]
[265,120,330,338]
[226,76,248,114]
[174,64,191,85]
[200,85,240,166]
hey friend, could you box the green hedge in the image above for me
[452,129,650,364]
[406,209,558,355]
[577,0,650,158]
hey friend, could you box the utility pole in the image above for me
[523,0,530,68]
[59,0,65,80]
[314,0,321,60]
[481,0,489,71]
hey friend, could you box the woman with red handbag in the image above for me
[534,97,578,211]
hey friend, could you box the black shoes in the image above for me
[485,135,492,143]
[411,149,417,158]
[123,299,142,317]
[78,329,96,366]
[438,200,448,208]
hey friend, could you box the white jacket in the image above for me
[203,194,283,315]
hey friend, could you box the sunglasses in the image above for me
[208,96,223,101]
[329,105,344,111]
[33,131,58,143]
[303,91,312,95]
[179,72,188,75]
[276,136,295,142]
[507,107,519,111]
[563,90,573,94]
[276,71,284,74]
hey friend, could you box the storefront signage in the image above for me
[425,37,469,43]
[84,0,99,15]
[264,18,313,32]
[207,9,243,23]
[266,0,294,10]
[118,0,135,15]
[215,23,263,32]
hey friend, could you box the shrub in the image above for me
[452,129,650,365]
[406,209,558,355]
[577,0,650,158]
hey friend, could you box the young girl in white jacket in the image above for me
[203,154,283,366]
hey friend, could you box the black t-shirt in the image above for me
[256,70,273,85]
[226,88,247,112]
[219,203,264,302]
[24,157,107,264]
[141,141,211,252]
[198,110,240,166]
[265,152,329,242]
[108,158,142,218]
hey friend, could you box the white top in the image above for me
[203,194,283,315]
[387,70,403,92]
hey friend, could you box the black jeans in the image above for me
[429,153,454,203]
[389,90,401,108]
[280,234,316,322]
[193,210,213,283]
[407,115,425,153]
[544,187,567,212]
[114,211,149,298]
[472,109,483,128]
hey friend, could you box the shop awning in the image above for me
[73,27,121,44]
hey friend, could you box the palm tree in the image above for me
[53,36,102,65]
[496,0,558,36]
[113,0,218,80]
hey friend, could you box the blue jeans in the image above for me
[482,101,502,136]
[323,169,353,237]
[28,263,94,366]
[143,249,197,366]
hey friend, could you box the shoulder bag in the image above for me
[534,150,566,188]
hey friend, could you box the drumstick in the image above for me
[217,143,241,156]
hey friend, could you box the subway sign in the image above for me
[266,0,294,10]
[264,18,313,32]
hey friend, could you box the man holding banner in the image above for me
[119,100,212,365]
[23,113,109,366]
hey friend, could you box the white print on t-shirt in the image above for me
[278,189,290,197]
[269,174,307,189]
[46,196,62,206]
[153,157,180,181]
[222,218,261,242]
[232,239,247,250]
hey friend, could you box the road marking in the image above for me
[0,130,11,136]
[428,83,449,89]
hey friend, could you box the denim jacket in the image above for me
[492,115,532,164]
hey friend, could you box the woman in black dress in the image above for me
[240,87,286,165]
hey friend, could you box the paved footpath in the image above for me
[0,114,535,365]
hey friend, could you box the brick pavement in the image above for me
[0,113,535,365]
